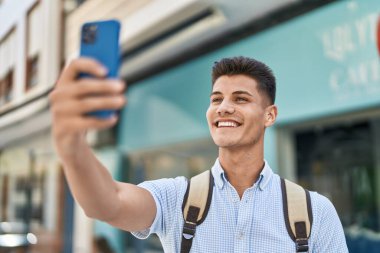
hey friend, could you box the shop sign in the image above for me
[320,11,380,101]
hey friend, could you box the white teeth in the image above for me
[218,121,238,127]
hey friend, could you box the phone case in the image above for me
[79,19,121,118]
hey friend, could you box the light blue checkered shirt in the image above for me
[132,159,348,252]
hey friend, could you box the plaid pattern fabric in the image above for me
[132,159,348,253]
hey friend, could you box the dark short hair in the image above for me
[211,56,276,104]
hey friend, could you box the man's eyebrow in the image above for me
[210,90,254,97]
[210,91,222,96]
[232,90,253,96]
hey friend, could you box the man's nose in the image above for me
[216,100,235,116]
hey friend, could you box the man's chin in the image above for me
[214,140,238,148]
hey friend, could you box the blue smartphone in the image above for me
[79,19,121,118]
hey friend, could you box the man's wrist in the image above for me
[55,132,88,164]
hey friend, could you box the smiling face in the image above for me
[206,74,277,150]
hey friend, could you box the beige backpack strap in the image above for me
[181,170,213,253]
[281,178,313,253]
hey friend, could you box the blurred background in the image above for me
[0,0,379,252]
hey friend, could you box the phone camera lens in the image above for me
[82,25,97,44]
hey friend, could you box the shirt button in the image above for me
[238,232,244,240]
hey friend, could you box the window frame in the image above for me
[0,27,16,106]
[25,0,40,92]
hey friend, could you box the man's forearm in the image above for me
[59,139,122,221]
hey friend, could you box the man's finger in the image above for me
[74,114,119,130]
[55,114,118,133]
[59,57,108,84]
[77,95,126,113]
[52,95,126,116]
[74,79,125,97]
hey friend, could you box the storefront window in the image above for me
[0,149,64,252]
[124,138,218,252]
[295,119,380,252]
[0,175,8,221]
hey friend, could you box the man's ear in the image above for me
[264,105,278,127]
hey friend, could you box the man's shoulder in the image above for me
[308,191,338,216]
[278,179,338,218]
[270,175,338,218]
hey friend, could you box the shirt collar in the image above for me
[211,158,273,191]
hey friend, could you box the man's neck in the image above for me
[219,145,264,198]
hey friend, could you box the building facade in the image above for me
[0,0,66,252]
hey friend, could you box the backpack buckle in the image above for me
[296,238,309,252]
[182,221,196,240]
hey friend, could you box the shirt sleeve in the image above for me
[131,176,187,239]
[311,192,349,253]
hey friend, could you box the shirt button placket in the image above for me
[235,191,251,253]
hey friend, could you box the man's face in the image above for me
[206,74,276,149]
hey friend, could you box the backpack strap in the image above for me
[181,170,213,253]
[281,178,313,253]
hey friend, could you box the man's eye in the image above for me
[236,97,248,102]
[211,98,222,103]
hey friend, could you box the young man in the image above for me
[49,56,348,252]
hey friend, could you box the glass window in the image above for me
[3,70,13,102]
[295,119,380,252]
[26,56,39,91]
[0,175,9,221]
[0,69,13,105]
[26,2,40,91]
[0,78,3,105]
[27,3,41,58]
[0,28,15,105]
[0,150,64,251]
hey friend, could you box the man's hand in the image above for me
[49,57,126,157]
